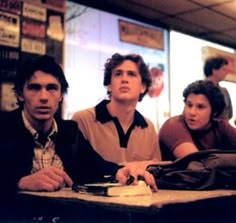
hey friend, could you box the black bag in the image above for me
[147,150,236,190]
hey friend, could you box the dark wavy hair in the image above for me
[183,80,225,118]
[14,55,69,107]
[103,53,151,101]
[203,56,228,77]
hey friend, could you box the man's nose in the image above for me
[39,88,49,99]
[121,73,128,82]
[189,107,197,115]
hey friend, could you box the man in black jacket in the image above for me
[0,55,157,198]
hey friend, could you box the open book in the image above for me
[72,180,152,197]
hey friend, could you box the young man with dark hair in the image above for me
[203,56,232,120]
[159,80,236,161]
[72,53,161,169]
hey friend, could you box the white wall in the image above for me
[169,31,236,124]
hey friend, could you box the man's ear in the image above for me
[141,83,146,94]
[17,94,24,102]
[107,85,112,95]
[211,111,218,119]
[59,95,63,102]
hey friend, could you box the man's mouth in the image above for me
[36,107,51,113]
[119,86,130,91]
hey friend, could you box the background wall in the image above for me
[64,1,169,130]
[64,1,236,130]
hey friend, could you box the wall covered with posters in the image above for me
[0,0,65,111]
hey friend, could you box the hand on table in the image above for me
[115,165,158,192]
[17,166,73,192]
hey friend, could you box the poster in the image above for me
[0,82,18,111]
[21,37,46,55]
[21,2,46,58]
[22,17,46,39]
[22,2,46,22]
[119,19,163,50]
[0,11,20,47]
[0,0,21,14]
[46,9,64,64]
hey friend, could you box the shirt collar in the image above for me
[95,100,148,128]
[22,111,58,140]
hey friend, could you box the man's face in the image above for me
[18,70,62,128]
[108,60,146,103]
[213,64,228,81]
[183,93,212,130]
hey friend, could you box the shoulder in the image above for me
[0,109,28,137]
[0,109,22,125]
[159,115,190,141]
[72,107,95,122]
[57,118,77,128]
[159,115,193,159]
[0,108,20,117]
[160,115,185,130]
[219,86,231,97]
[213,118,233,130]
[56,118,78,141]
[211,119,236,142]
[219,86,228,92]
[143,116,155,127]
[143,118,158,134]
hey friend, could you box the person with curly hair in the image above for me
[159,80,236,161]
[72,53,161,169]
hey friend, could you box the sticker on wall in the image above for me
[22,2,47,22]
[22,18,46,39]
[21,37,46,55]
[0,11,19,47]
[148,66,164,98]
[119,19,163,50]
[0,83,18,111]
[0,0,21,14]
[47,15,64,41]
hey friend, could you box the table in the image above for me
[3,188,236,223]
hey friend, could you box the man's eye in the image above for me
[127,71,136,76]
[27,84,41,90]
[185,102,191,107]
[113,71,122,76]
[197,105,205,109]
[47,84,59,91]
